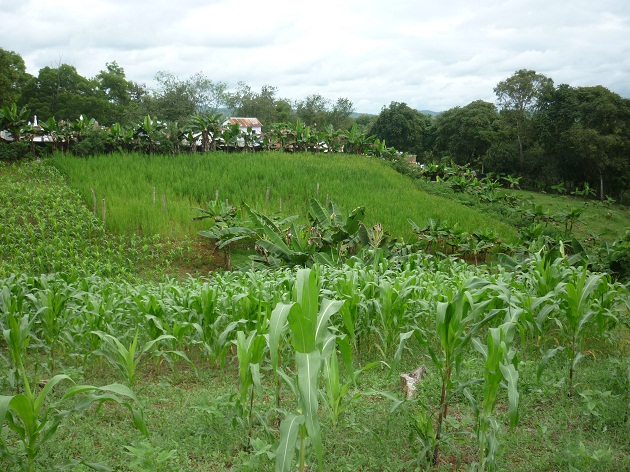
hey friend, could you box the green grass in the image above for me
[1,158,628,471]
[415,176,630,244]
[508,189,630,241]
[3,302,628,472]
[49,151,518,243]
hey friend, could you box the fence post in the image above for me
[90,188,97,216]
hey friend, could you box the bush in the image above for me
[0,141,30,161]
[596,231,630,282]
[72,133,106,157]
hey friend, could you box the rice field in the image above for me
[50,151,518,242]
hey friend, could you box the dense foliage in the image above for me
[0,149,629,470]
[1,47,629,201]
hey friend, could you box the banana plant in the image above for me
[189,112,223,152]
[135,115,164,154]
[342,123,374,154]
[195,199,256,269]
[272,268,343,472]
[0,103,30,142]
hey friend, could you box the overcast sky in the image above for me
[2,0,629,114]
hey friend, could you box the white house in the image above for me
[226,117,263,135]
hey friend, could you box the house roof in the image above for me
[227,117,263,128]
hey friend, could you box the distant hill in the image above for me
[419,109,441,117]
[352,109,441,118]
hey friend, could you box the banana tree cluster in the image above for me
[196,197,396,269]
[1,103,402,159]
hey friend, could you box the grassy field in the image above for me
[0,265,627,471]
[1,158,629,471]
[50,151,518,243]
[415,177,630,244]
[507,189,630,242]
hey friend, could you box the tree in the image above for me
[295,94,330,127]
[226,82,288,126]
[294,94,354,129]
[95,61,136,124]
[96,62,132,106]
[354,113,377,132]
[329,97,355,130]
[494,70,554,168]
[0,48,31,109]
[20,64,110,122]
[540,85,630,200]
[432,100,501,169]
[186,72,228,114]
[368,102,432,157]
[147,71,197,122]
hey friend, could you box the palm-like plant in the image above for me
[190,112,223,152]
[135,115,165,154]
[0,103,30,142]
[342,123,374,154]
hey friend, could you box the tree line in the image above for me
[1,48,629,201]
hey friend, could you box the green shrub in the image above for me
[0,141,30,161]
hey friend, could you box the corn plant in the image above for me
[235,329,266,442]
[27,284,73,373]
[396,278,505,466]
[557,267,608,396]
[2,312,33,394]
[467,323,520,471]
[0,375,147,471]
[0,329,147,472]
[321,337,380,427]
[273,268,343,472]
[91,330,185,388]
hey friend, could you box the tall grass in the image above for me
[50,152,517,242]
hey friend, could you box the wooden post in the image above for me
[101,199,106,225]
[279,197,282,212]
[266,187,270,202]
[316,183,320,198]
[326,194,329,206]
[162,194,167,214]
[215,189,219,200]
[90,188,96,216]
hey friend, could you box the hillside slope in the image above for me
[51,151,518,242]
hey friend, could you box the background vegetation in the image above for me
[1,46,629,472]
[1,48,629,203]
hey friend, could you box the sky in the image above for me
[2,0,629,114]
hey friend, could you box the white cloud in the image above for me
[2,0,629,114]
